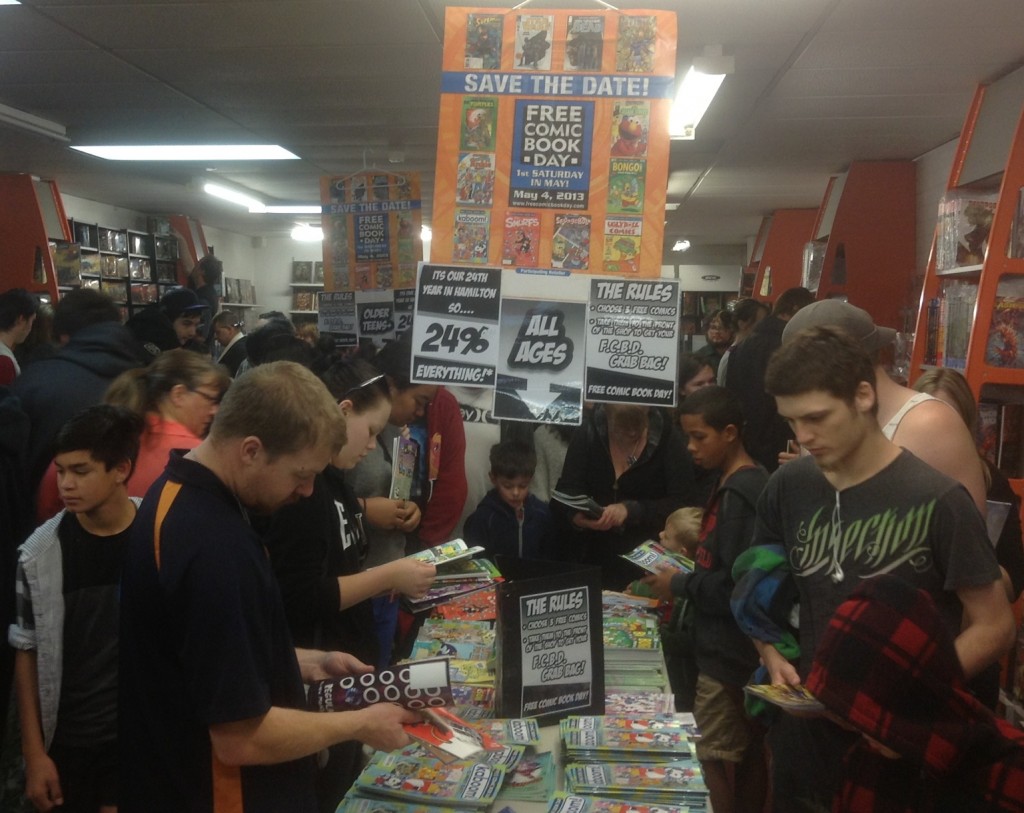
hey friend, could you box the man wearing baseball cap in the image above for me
[782,299,986,513]
[126,287,209,358]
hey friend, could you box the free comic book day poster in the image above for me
[412,263,502,387]
[501,212,540,267]
[584,277,679,406]
[564,15,604,71]
[320,170,422,292]
[355,289,396,347]
[552,214,592,270]
[432,8,676,276]
[494,272,588,424]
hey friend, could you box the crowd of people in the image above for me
[1,279,1024,812]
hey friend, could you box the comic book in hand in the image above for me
[620,540,694,576]
[743,683,825,713]
[409,539,486,567]
[403,707,502,763]
[390,434,418,501]
[306,657,453,712]
[551,489,604,519]
[354,748,505,808]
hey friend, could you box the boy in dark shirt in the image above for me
[10,405,143,813]
[464,440,554,560]
[645,386,769,813]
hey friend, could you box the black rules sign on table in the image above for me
[493,556,604,723]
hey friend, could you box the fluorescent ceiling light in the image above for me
[203,182,264,211]
[0,101,67,141]
[665,202,680,211]
[0,1,22,5]
[670,66,726,139]
[291,224,323,242]
[260,205,321,215]
[421,225,432,241]
[673,239,691,252]
[70,144,299,161]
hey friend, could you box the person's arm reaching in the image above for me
[14,650,63,812]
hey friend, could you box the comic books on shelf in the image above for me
[923,280,979,367]
[604,691,676,715]
[985,275,1024,368]
[936,192,998,272]
[620,540,694,577]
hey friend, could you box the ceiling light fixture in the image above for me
[70,144,299,161]
[0,101,68,141]
[260,205,322,215]
[0,1,22,6]
[203,182,265,211]
[291,224,324,242]
[673,239,691,252]
[421,225,432,242]
[670,45,733,140]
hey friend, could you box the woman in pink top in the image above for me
[36,349,230,520]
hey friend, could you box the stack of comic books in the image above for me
[434,585,498,622]
[546,792,693,813]
[560,715,699,763]
[410,618,495,662]
[562,761,708,808]
[602,613,662,658]
[496,750,557,803]
[404,542,502,614]
[604,690,676,715]
[348,747,507,809]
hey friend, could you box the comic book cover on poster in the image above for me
[432,8,676,276]
[320,171,422,292]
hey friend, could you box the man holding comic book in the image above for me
[744,326,1014,813]
[119,361,419,813]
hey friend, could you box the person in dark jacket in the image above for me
[464,440,554,561]
[724,287,814,471]
[553,403,702,587]
[645,385,769,813]
[805,575,1024,812]
[124,286,208,357]
[212,309,248,377]
[13,289,149,493]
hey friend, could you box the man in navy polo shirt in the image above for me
[119,361,418,813]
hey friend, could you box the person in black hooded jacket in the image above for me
[13,289,148,493]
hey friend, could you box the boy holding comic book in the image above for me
[644,385,768,813]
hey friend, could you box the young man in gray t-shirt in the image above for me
[747,325,1014,813]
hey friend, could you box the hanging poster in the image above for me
[584,278,680,406]
[432,7,676,276]
[494,290,586,425]
[320,170,422,292]
[411,263,502,386]
[355,289,397,347]
[494,556,605,723]
[318,291,357,339]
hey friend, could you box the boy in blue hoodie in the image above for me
[463,440,554,561]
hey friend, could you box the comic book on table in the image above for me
[353,748,506,809]
[496,749,556,802]
[547,793,693,813]
[563,760,708,805]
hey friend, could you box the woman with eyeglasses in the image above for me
[34,349,230,521]
[258,357,436,812]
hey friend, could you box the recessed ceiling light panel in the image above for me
[70,144,299,161]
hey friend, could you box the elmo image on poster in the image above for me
[509,100,593,211]
[354,212,390,262]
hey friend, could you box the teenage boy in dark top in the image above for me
[463,440,554,560]
[10,404,144,813]
[119,362,417,813]
[748,326,1014,813]
[645,386,769,813]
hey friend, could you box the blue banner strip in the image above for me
[441,71,674,99]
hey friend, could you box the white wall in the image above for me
[914,139,957,272]
[251,236,323,318]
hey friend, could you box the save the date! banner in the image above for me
[431,8,677,277]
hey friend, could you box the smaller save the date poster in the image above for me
[432,8,676,277]
[321,171,423,292]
